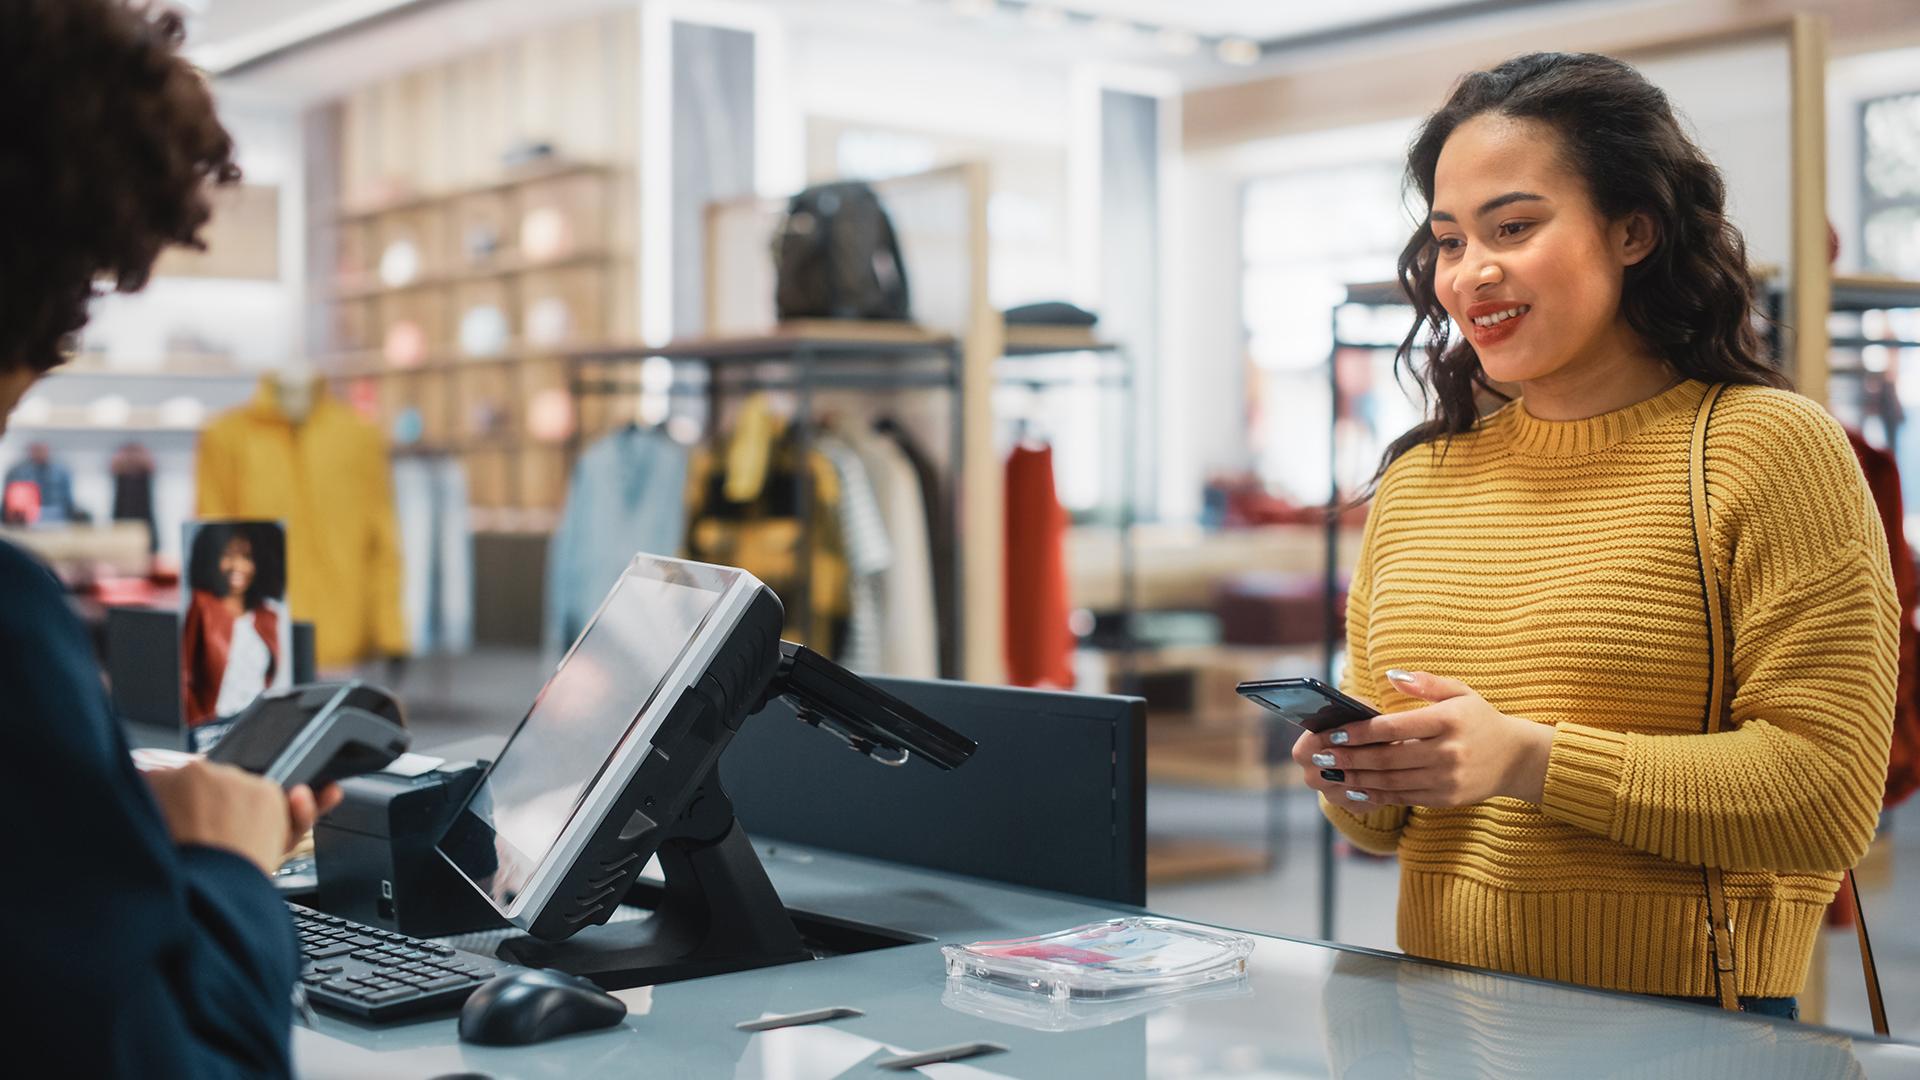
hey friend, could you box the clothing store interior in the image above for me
[16,0,1920,1073]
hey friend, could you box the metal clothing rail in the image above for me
[564,334,967,677]
[994,339,1140,676]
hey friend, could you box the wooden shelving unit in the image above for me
[320,161,634,513]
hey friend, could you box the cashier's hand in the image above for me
[1293,670,1553,809]
[143,759,344,876]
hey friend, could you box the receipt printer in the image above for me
[313,763,509,939]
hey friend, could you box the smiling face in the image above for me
[1428,113,1657,388]
[218,534,255,598]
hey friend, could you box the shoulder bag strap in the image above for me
[1689,383,1890,1035]
[1688,383,1740,1014]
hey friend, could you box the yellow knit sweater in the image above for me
[1325,379,1898,998]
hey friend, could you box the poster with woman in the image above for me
[181,520,291,751]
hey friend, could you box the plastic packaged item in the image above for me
[942,918,1253,1002]
[941,969,1250,1033]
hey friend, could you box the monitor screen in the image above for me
[440,558,736,911]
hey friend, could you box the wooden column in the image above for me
[1789,13,1831,407]
[961,160,1008,685]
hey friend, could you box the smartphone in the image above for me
[1236,677,1379,733]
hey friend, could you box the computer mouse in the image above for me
[457,969,628,1046]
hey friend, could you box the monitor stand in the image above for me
[494,773,811,991]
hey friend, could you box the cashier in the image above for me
[1291,52,1895,1020]
[0,2,337,1074]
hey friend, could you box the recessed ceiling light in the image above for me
[1217,37,1261,65]
[1092,16,1140,44]
[1157,27,1200,57]
[951,0,995,18]
[1024,3,1067,31]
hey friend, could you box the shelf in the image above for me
[336,160,615,223]
[322,348,572,378]
[6,421,202,436]
[1002,324,1118,356]
[573,321,958,362]
[333,249,620,300]
[43,367,257,384]
[1832,274,1920,312]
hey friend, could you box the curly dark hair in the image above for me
[1372,52,1789,486]
[0,0,240,375]
[187,522,286,613]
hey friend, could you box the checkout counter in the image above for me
[160,555,1916,1078]
[293,843,1919,1079]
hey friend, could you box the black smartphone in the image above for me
[1236,677,1379,733]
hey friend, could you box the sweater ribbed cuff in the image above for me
[1319,794,1404,855]
[1540,723,1632,837]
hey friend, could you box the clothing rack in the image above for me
[1318,280,1420,941]
[995,327,1140,672]
[1773,276,1920,454]
[566,327,966,676]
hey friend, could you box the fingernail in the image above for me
[1329,730,1351,745]
[1321,769,1346,783]
[1345,790,1371,802]
[1386,669,1415,685]
[1311,752,1337,768]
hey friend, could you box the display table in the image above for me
[295,843,1918,1079]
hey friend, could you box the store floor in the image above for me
[385,647,1919,1039]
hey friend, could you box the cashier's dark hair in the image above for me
[0,0,240,376]
[1368,51,1787,492]
[188,523,285,613]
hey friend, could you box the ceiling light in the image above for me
[1092,16,1140,44]
[951,0,995,17]
[1024,3,1067,31]
[1157,27,1200,57]
[1217,37,1261,65]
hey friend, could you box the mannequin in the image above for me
[271,362,317,424]
[197,366,408,670]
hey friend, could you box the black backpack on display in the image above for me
[773,181,911,321]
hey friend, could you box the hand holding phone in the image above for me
[1238,677,1378,786]
[1236,678,1378,732]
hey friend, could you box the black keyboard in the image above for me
[290,903,520,1022]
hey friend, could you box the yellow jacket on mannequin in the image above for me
[195,376,408,669]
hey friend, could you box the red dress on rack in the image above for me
[1004,444,1076,688]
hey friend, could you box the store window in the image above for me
[1862,90,1920,277]
[1242,164,1424,503]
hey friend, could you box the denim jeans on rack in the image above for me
[393,456,473,656]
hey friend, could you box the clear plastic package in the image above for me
[941,970,1252,1032]
[941,918,1254,1002]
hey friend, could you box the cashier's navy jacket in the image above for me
[0,540,296,1077]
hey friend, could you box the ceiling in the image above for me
[190,0,1525,97]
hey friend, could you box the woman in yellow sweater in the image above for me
[1290,52,1898,1019]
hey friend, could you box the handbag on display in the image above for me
[772,181,910,321]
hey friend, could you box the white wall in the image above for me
[78,95,308,371]
[1828,45,1920,275]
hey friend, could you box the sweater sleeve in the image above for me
[1540,397,1898,872]
[362,435,409,657]
[1320,487,1412,855]
[0,541,297,1077]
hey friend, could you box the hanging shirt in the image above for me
[1848,429,1920,808]
[685,430,850,655]
[3,456,77,522]
[196,379,407,670]
[818,434,892,674]
[1004,444,1075,688]
[544,426,691,658]
[844,425,939,678]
